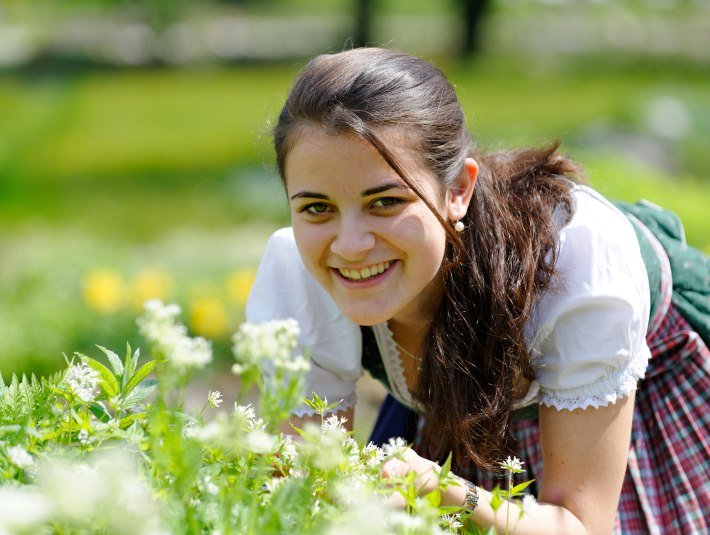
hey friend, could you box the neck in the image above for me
[387,316,429,350]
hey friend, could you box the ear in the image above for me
[446,158,478,222]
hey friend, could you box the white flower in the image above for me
[500,456,524,474]
[39,449,164,532]
[190,420,223,443]
[248,417,267,431]
[244,430,276,454]
[77,429,90,445]
[231,319,306,373]
[361,441,386,468]
[280,437,298,463]
[390,511,425,530]
[440,513,463,530]
[64,361,100,403]
[521,494,538,518]
[170,336,212,370]
[322,414,347,433]
[207,390,223,408]
[234,403,256,421]
[263,476,286,494]
[137,300,212,370]
[7,445,34,469]
[182,421,196,439]
[0,487,53,530]
[383,437,408,458]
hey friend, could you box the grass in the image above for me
[1,56,707,246]
[0,54,708,379]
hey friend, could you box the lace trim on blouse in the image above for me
[291,391,357,418]
[373,323,651,413]
[539,344,650,411]
[372,322,421,412]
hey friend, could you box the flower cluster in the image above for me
[231,318,308,375]
[63,361,100,403]
[1,305,539,534]
[137,299,212,370]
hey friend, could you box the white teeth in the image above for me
[338,261,392,281]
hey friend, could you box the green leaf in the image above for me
[424,489,441,507]
[510,479,535,497]
[440,452,453,481]
[123,360,159,396]
[122,344,138,389]
[489,485,504,513]
[80,355,119,399]
[122,380,157,409]
[89,402,112,423]
[97,345,123,377]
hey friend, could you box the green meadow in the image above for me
[1,55,708,376]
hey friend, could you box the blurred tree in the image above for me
[354,0,373,48]
[459,0,491,56]
[350,0,491,55]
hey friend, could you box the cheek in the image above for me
[292,224,328,271]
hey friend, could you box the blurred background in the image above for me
[1,0,709,436]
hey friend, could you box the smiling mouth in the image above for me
[337,261,393,281]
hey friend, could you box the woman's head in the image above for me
[275,48,478,326]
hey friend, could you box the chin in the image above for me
[340,307,391,327]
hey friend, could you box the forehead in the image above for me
[284,124,435,192]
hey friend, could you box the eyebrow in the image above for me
[289,181,408,201]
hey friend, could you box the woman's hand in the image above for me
[382,448,467,509]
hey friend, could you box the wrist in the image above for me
[452,475,479,512]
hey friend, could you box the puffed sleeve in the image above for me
[246,227,363,416]
[528,187,652,411]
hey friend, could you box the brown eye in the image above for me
[303,202,331,216]
[372,197,403,209]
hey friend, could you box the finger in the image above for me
[388,491,407,510]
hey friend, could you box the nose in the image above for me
[329,214,376,262]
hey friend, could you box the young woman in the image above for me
[247,47,709,534]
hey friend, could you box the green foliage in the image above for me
[0,371,63,427]
[1,306,538,533]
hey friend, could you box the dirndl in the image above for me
[368,204,710,534]
[429,304,709,535]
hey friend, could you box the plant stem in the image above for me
[506,470,512,535]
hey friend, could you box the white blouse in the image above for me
[246,185,651,416]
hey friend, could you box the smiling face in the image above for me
[284,126,454,328]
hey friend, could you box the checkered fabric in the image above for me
[413,305,709,534]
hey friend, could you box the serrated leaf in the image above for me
[97,345,123,377]
[81,356,119,399]
[122,380,157,409]
[122,344,135,389]
[510,479,535,497]
[123,360,159,396]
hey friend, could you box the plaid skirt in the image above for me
[432,304,709,535]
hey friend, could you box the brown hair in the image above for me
[273,48,582,470]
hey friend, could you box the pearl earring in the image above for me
[454,220,465,233]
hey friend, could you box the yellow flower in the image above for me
[226,268,256,307]
[189,296,229,338]
[82,269,125,313]
[131,268,172,311]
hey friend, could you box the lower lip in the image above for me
[332,261,397,289]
